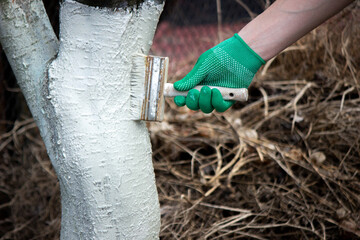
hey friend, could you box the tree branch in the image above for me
[0,0,58,103]
[0,0,59,165]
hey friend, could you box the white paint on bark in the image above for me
[1,0,164,239]
[0,0,58,158]
[48,0,164,239]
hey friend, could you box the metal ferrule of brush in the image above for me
[141,56,168,121]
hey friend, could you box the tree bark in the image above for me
[0,0,164,239]
[0,0,58,160]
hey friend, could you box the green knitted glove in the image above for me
[174,33,265,113]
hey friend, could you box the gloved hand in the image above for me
[174,33,265,113]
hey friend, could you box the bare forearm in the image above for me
[238,0,354,61]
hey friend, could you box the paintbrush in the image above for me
[130,54,248,121]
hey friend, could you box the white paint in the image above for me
[1,0,164,239]
[48,1,164,239]
[0,0,58,159]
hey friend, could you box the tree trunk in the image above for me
[0,0,164,239]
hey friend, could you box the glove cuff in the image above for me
[231,33,265,73]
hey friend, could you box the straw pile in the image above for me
[0,3,359,239]
[155,3,360,239]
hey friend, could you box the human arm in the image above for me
[174,0,354,113]
[239,0,355,61]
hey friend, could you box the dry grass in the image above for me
[0,3,359,240]
[0,120,60,240]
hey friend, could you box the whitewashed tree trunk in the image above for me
[0,0,164,239]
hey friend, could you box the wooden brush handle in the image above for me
[163,83,248,101]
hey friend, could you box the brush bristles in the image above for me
[130,54,147,120]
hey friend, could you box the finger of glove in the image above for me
[174,66,207,91]
[186,89,200,110]
[174,96,186,107]
[173,53,211,91]
[211,88,234,112]
[199,86,214,113]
